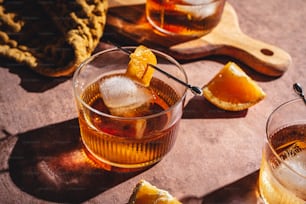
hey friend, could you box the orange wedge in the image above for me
[203,62,266,111]
[126,45,157,87]
[128,180,181,204]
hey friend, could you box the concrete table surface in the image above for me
[0,0,305,203]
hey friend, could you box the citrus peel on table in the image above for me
[128,180,182,204]
[203,62,266,111]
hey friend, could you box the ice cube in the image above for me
[99,75,152,117]
[275,150,306,199]
[175,1,217,19]
[179,0,215,4]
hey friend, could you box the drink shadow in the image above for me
[8,118,146,203]
[183,96,248,119]
[180,170,263,204]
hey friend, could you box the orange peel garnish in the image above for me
[126,45,157,87]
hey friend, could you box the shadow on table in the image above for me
[183,96,248,119]
[180,170,263,204]
[8,118,146,203]
[0,57,69,93]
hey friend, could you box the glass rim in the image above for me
[72,46,188,120]
[265,97,306,179]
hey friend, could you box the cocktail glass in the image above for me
[146,0,226,37]
[259,98,306,203]
[72,47,187,172]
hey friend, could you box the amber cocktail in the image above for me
[73,47,187,171]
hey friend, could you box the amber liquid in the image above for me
[259,124,306,203]
[78,75,181,171]
[146,0,225,37]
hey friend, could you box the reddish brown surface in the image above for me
[0,0,305,203]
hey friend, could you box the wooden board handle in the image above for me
[170,3,292,76]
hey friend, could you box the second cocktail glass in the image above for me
[146,0,226,37]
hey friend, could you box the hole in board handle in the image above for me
[261,48,274,56]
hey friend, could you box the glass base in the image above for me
[146,15,208,38]
[82,144,158,173]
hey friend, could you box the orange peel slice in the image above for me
[128,180,181,204]
[203,62,266,111]
[126,45,157,87]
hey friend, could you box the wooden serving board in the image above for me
[106,3,291,76]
